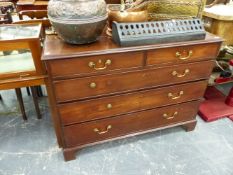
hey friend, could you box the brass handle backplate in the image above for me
[176,50,193,60]
[163,111,178,120]
[168,91,184,100]
[93,125,112,135]
[88,59,112,70]
[107,104,112,109]
[172,69,190,78]
[89,82,96,89]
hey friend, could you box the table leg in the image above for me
[30,86,42,119]
[15,88,27,120]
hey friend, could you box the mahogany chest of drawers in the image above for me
[42,34,222,161]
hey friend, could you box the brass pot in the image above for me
[107,4,148,36]
[48,0,107,44]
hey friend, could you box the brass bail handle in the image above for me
[172,69,190,78]
[163,111,178,120]
[168,91,184,100]
[176,50,193,60]
[93,125,112,135]
[88,59,112,70]
[19,73,30,79]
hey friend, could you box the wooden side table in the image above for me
[0,23,46,120]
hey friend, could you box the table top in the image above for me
[203,4,233,21]
[42,33,223,61]
[0,24,41,41]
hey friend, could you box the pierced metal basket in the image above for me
[112,18,206,47]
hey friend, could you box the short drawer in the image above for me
[54,61,214,103]
[63,100,200,147]
[147,43,220,66]
[59,81,207,125]
[47,52,143,78]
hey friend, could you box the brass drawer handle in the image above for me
[176,50,193,60]
[93,125,112,135]
[89,82,96,89]
[107,104,112,109]
[88,59,112,70]
[172,69,190,78]
[168,91,184,100]
[163,111,178,120]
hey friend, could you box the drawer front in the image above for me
[147,43,220,66]
[48,52,143,78]
[54,61,214,103]
[63,100,201,147]
[59,81,207,125]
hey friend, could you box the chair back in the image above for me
[15,10,51,38]
[18,10,48,20]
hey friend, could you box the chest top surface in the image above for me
[42,33,222,61]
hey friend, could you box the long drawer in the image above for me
[147,43,220,66]
[63,100,201,147]
[59,81,207,125]
[47,52,143,78]
[54,60,214,103]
